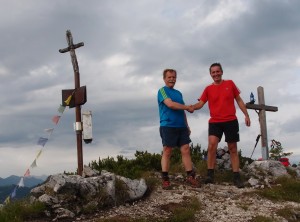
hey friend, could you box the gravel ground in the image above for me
[77,181,300,222]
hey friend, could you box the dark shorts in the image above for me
[159,126,191,147]
[209,119,239,143]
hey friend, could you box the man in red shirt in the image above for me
[192,63,251,188]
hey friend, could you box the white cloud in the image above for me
[1,0,300,178]
[199,0,248,27]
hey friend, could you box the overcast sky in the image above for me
[0,0,299,178]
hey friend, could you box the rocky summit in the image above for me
[28,161,300,222]
[81,182,300,222]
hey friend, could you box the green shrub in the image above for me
[239,149,254,168]
[286,167,298,178]
[115,178,130,205]
[90,151,161,179]
[90,144,205,179]
[0,199,46,222]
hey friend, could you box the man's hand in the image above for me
[245,116,251,127]
[187,105,194,113]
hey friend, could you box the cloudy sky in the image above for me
[0,0,299,178]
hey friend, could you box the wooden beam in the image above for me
[246,103,278,112]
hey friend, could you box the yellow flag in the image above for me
[4,196,10,204]
[36,149,42,159]
[64,95,72,106]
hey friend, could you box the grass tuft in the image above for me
[254,176,300,203]
[250,215,274,222]
[165,196,202,222]
[276,206,300,221]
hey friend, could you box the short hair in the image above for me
[163,69,177,78]
[209,63,223,73]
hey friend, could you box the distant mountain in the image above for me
[0,185,31,203]
[0,175,20,186]
[33,175,49,181]
[0,175,47,188]
[0,175,48,203]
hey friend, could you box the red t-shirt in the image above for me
[199,80,240,123]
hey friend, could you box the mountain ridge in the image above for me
[0,175,48,187]
[0,175,48,203]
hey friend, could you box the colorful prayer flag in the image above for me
[24,169,30,177]
[64,95,72,106]
[52,115,61,125]
[44,128,54,134]
[1,92,72,206]
[58,104,66,113]
[31,159,37,168]
[37,137,48,147]
[11,187,17,198]
[36,149,43,159]
[18,177,24,187]
[4,196,10,204]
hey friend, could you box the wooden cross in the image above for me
[59,30,86,176]
[246,86,278,160]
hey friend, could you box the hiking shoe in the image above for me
[204,176,214,184]
[162,180,172,189]
[186,176,201,188]
[233,176,245,188]
[204,169,215,184]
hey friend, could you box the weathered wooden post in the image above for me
[59,30,87,176]
[246,86,278,160]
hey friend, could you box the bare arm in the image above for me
[192,100,205,111]
[164,98,193,131]
[164,98,194,112]
[235,95,251,127]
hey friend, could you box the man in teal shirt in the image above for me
[157,69,199,189]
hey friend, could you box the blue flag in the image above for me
[37,137,48,147]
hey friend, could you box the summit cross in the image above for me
[59,30,85,176]
[246,86,278,160]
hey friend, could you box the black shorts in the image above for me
[160,126,191,147]
[209,119,239,143]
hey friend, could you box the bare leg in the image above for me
[180,144,193,171]
[227,142,240,172]
[228,142,244,188]
[207,135,219,169]
[181,144,200,187]
[161,146,172,172]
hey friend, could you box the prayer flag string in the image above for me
[3,94,73,204]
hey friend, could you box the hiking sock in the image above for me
[207,169,214,178]
[186,170,196,178]
[233,172,244,188]
[161,172,169,181]
[205,169,214,184]
[233,172,240,180]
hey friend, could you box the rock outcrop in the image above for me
[28,161,300,221]
[30,166,147,221]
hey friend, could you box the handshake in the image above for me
[186,105,194,113]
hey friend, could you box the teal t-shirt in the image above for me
[157,86,186,127]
